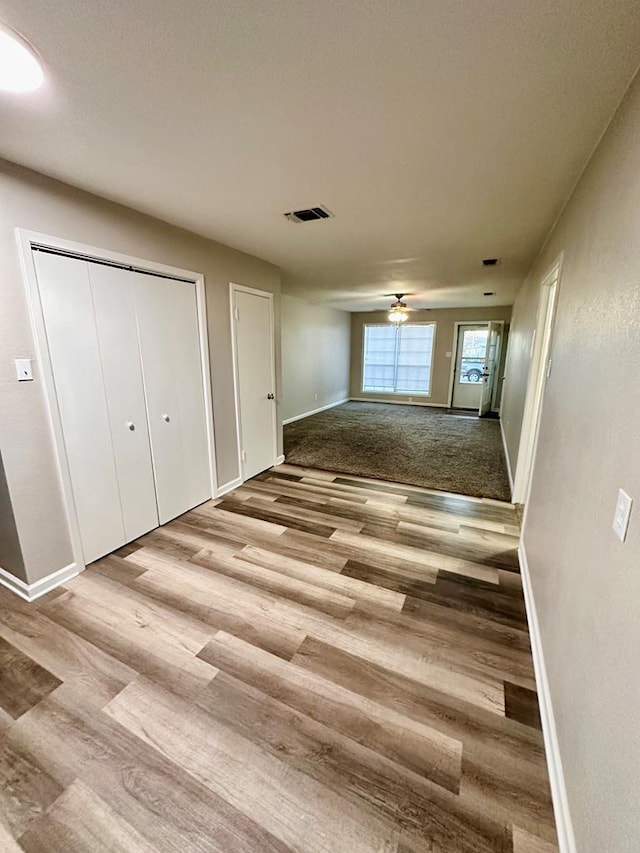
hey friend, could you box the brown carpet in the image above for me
[283,401,512,501]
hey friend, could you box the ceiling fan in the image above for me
[387,293,410,325]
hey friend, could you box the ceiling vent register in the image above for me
[284,205,333,223]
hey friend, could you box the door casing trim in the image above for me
[512,255,563,505]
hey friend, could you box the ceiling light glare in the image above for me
[0,24,44,92]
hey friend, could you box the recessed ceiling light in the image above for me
[0,23,44,93]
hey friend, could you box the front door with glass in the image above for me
[452,324,489,409]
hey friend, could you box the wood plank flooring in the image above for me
[0,465,558,852]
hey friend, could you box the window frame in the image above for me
[360,321,437,397]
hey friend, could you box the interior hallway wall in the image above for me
[0,159,281,584]
[350,305,512,406]
[281,294,351,422]
[501,70,640,853]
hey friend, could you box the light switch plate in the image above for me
[15,358,33,381]
[613,489,632,542]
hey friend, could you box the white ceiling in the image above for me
[2,1,640,311]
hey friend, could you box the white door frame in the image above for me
[447,320,505,409]
[229,282,279,484]
[512,255,563,507]
[15,228,218,576]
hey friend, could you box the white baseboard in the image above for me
[349,397,449,408]
[500,417,514,496]
[282,398,349,425]
[0,561,80,602]
[275,454,285,465]
[215,476,243,498]
[518,542,576,853]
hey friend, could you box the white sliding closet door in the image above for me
[34,252,127,563]
[134,273,210,523]
[88,264,159,540]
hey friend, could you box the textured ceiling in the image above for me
[1,0,639,310]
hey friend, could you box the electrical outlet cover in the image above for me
[613,489,633,542]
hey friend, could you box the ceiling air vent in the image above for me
[284,205,333,223]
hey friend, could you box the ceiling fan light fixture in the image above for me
[388,294,409,325]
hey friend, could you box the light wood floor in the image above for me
[0,465,558,853]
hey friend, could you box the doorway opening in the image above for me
[449,321,504,416]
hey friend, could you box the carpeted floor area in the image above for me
[283,401,512,501]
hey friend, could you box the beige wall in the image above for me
[501,72,640,852]
[281,295,351,422]
[350,306,512,406]
[0,159,281,584]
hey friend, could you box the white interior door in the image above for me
[452,324,488,409]
[134,272,210,523]
[233,288,276,480]
[88,264,159,540]
[34,252,126,563]
[479,321,502,416]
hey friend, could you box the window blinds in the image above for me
[362,323,435,395]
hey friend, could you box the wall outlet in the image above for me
[613,489,632,542]
[314,393,318,401]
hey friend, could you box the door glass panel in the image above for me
[458,328,488,384]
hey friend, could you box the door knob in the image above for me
[162,414,171,422]
[267,393,274,400]
[127,422,135,431]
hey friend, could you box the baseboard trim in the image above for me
[0,561,80,602]
[518,542,576,853]
[500,417,514,496]
[349,397,449,408]
[275,454,285,465]
[282,398,349,425]
[215,476,243,498]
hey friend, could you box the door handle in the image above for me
[267,393,275,400]
[127,422,135,431]
[162,414,171,422]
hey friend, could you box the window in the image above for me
[362,323,435,395]
[458,327,488,384]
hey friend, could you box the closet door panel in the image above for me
[165,280,210,510]
[33,252,125,563]
[88,265,159,540]
[134,274,209,523]
[134,274,186,523]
